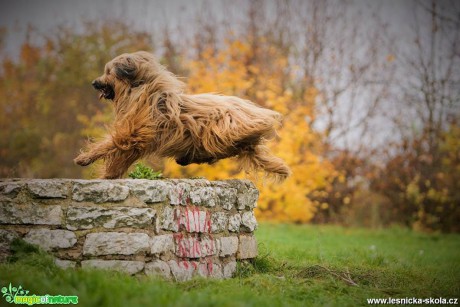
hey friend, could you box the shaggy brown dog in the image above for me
[74,51,291,180]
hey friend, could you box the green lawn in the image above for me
[1,224,459,306]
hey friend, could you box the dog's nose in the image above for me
[92,79,102,89]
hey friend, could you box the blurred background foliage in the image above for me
[0,0,458,232]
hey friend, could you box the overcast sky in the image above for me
[1,0,414,59]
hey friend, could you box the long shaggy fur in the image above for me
[74,51,291,180]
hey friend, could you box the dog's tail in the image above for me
[238,145,291,182]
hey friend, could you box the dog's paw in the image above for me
[74,154,94,166]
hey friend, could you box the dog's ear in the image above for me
[115,57,137,81]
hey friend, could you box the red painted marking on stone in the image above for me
[174,233,187,257]
[185,207,191,232]
[192,262,198,270]
[194,206,200,232]
[187,207,192,232]
[205,211,211,233]
[195,245,198,258]
[209,234,215,255]
[182,260,189,269]
[194,235,201,257]
[173,233,183,241]
[207,258,213,275]
[202,239,209,255]
[178,206,212,234]
[198,211,205,232]
[189,237,194,258]
[186,237,190,258]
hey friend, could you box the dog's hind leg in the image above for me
[238,145,291,181]
[103,149,142,179]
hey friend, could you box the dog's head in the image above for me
[92,51,170,101]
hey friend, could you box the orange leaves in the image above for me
[20,43,41,68]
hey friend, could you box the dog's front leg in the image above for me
[103,149,142,179]
[74,136,116,166]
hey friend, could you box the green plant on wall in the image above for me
[128,163,162,180]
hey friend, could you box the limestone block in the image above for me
[72,180,129,203]
[178,208,210,233]
[66,206,155,230]
[83,232,150,256]
[238,235,258,259]
[175,236,202,258]
[241,211,258,232]
[200,237,218,257]
[229,180,259,210]
[174,235,218,258]
[169,182,192,206]
[223,260,237,279]
[27,180,67,198]
[219,236,239,257]
[197,262,223,279]
[0,202,62,225]
[189,187,217,207]
[150,234,174,255]
[228,213,242,232]
[24,229,77,251]
[160,206,180,232]
[210,212,228,233]
[237,189,259,210]
[125,179,170,203]
[0,182,24,199]
[214,186,237,210]
[168,260,196,282]
[161,207,210,233]
[145,260,171,279]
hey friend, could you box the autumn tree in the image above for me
[254,0,395,223]
[373,0,460,232]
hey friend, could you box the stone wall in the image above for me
[0,178,259,281]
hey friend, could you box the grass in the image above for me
[128,163,163,180]
[1,224,459,306]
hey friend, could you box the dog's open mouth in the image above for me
[98,87,115,100]
[92,80,115,100]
